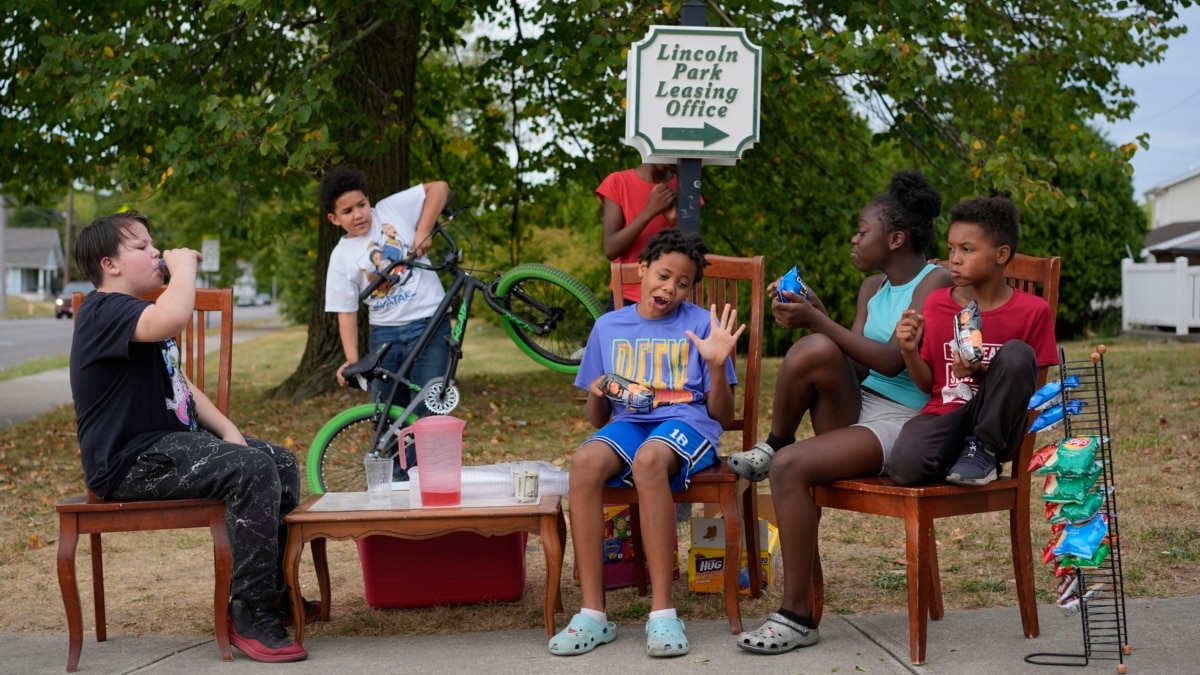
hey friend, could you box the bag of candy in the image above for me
[1041,461,1104,503]
[776,265,811,302]
[1029,399,1088,434]
[953,300,983,362]
[599,373,655,414]
[1028,374,1081,411]
[1045,490,1106,524]
[1033,436,1104,476]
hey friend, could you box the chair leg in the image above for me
[904,508,934,665]
[741,482,762,598]
[1010,507,1040,638]
[209,509,233,662]
[57,515,83,673]
[719,487,743,634]
[89,533,106,643]
[927,526,945,621]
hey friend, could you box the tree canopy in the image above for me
[2,0,1190,393]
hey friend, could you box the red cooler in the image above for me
[357,532,527,608]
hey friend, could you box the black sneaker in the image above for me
[274,595,323,627]
[228,598,308,663]
[946,436,997,486]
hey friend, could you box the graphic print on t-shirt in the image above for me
[609,336,701,410]
[354,228,416,308]
[161,338,197,430]
[938,338,1003,405]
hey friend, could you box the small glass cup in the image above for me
[513,470,539,504]
[364,455,393,499]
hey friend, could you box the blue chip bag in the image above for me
[1028,375,1081,411]
[776,265,811,302]
[1029,398,1088,434]
[1053,514,1109,559]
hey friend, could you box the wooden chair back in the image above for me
[810,253,1061,664]
[609,254,766,452]
[59,286,237,671]
[603,254,766,634]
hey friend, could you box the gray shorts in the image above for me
[852,389,920,473]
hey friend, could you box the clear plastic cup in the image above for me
[363,454,393,498]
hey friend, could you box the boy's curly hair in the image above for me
[638,229,710,282]
[318,165,370,215]
[869,169,942,255]
[949,195,1020,261]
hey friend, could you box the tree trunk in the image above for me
[270,5,421,402]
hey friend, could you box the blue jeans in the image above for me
[368,314,453,415]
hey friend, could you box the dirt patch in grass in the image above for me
[1,327,1197,639]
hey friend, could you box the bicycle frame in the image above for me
[357,224,571,461]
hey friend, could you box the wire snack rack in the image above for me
[1025,345,1132,672]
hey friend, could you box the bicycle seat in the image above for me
[343,342,391,380]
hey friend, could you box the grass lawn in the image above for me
[0,320,1196,638]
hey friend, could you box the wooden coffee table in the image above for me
[282,492,566,643]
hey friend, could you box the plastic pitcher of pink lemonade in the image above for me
[399,416,465,506]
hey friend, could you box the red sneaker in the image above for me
[228,599,308,663]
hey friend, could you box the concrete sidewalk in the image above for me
[4,595,1190,674]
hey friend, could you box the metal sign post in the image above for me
[624,3,762,234]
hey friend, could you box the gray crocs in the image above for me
[726,441,776,482]
[736,612,820,654]
[549,613,617,656]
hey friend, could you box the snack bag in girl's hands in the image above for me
[953,300,983,362]
[776,265,811,302]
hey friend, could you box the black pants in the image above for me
[885,340,1039,486]
[108,431,301,608]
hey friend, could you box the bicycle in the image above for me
[306,194,605,493]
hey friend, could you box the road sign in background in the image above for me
[625,26,761,164]
[201,237,220,273]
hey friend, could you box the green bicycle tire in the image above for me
[306,403,418,494]
[494,263,604,374]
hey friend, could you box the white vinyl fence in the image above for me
[1122,257,1200,335]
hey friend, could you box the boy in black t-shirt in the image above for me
[69,212,310,664]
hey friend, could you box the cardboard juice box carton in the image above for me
[687,517,779,595]
[578,504,678,590]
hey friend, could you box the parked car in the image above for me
[253,292,272,306]
[56,281,95,319]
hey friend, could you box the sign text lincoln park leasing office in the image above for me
[625,26,761,165]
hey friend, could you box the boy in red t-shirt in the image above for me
[888,196,1058,486]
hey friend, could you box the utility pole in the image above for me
[64,189,74,285]
[0,196,8,319]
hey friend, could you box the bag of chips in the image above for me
[1041,462,1104,503]
[1029,399,1088,434]
[953,300,984,362]
[776,265,811,302]
[599,373,655,414]
[1033,436,1104,476]
[1052,514,1109,559]
[1045,490,1106,524]
[1028,375,1081,411]
[1061,542,1111,570]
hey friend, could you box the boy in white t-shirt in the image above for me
[320,166,452,449]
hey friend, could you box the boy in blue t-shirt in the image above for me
[550,230,744,659]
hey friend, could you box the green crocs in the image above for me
[645,616,689,658]
[548,613,617,656]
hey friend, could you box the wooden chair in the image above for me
[810,253,1061,664]
[600,254,766,634]
[57,287,236,672]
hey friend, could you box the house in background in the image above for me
[3,227,64,298]
[1143,168,1200,265]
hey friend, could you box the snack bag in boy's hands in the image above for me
[776,265,811,302]
[599,373,655,414]
[953,300,983,362]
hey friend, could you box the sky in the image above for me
[1093,4,1200,198]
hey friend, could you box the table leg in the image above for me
[283,527,306,645]
[312,537,331,621]
[540,509,566,638]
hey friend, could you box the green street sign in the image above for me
[625,26,761,164]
